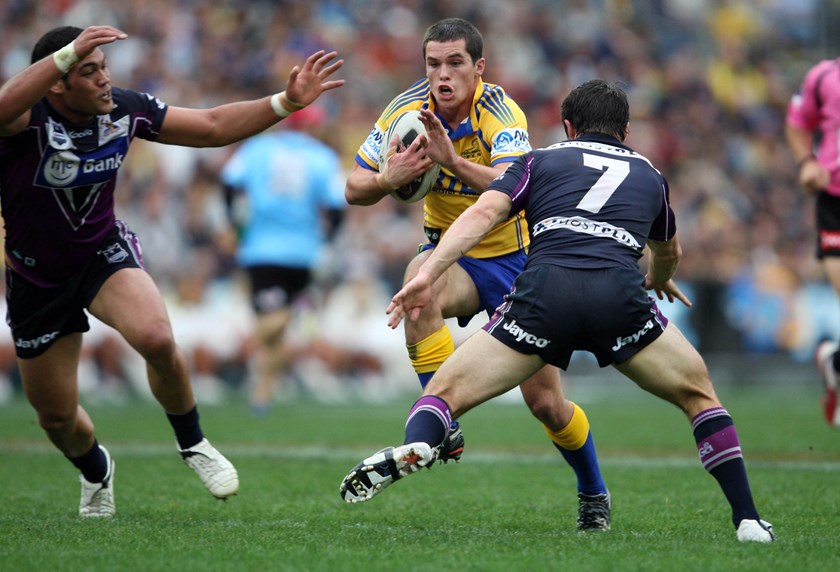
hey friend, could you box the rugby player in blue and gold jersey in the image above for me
[345,17,610,530]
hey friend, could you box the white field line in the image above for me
[1,441,838,472]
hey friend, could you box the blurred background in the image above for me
[1,0,838,406]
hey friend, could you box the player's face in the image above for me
[56,49,115,122]
[425,39,484,122]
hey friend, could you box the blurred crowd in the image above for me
[0,0,838,404]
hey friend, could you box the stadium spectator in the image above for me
[220,103,347,414]
[0,25,343,516]
[0,1,835,396]
[344,17,610,530]
[785,56,840,428]
[341,79,775,544]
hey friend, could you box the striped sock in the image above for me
[692,407,760,527]
[404,395,452,448]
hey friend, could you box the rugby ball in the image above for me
[379,110,441,203]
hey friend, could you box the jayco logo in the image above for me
[611,320,654,351]
[15,331,60,350]
[502,320,549,348]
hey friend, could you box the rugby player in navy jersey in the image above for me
[0,25,343,517]
[340,80,775,543]
[344,17,610,530]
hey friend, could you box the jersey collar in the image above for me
[427,78,484,140]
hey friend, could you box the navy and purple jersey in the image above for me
[486,133,675,271]
[0,87,168,287]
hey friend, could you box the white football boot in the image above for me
[179,438,239,499]
[340,442,435,503]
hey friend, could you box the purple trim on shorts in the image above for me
[116,219,145,268]
[649,298,669,330]
[484,285,515,334]
[406,395,452,433]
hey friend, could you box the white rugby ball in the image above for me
[379,110,441,203]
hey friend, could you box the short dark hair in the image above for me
[31,26,83,64]
[422,18,483,64]
[561,80,629,141]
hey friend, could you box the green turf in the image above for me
[0,383,837,571]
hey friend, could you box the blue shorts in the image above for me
[483,264,668,369]
[419,244,527,328]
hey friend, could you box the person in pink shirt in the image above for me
[786,58,840,428]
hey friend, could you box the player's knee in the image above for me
[525,396,562,428]
[133,322,177,361]
[37,408,77,433]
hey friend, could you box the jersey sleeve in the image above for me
[648,178,677,242]
[355,79,430,171]
[786,61,829,131]
[477,85,531,167]
[486,153,532,215]
[220,142,250,189]
[113,87,169,141]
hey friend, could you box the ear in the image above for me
[623,122,629,141]
[563,119,577,139]
[48,78,68,96]
[474,57,485,76]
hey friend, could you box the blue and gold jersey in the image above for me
[356,78,531,258]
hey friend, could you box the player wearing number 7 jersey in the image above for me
[341,79,774,543]
[345,18,610,530]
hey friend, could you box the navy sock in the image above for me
[554,433,607,496]
[167,406,204,450]
[417,371,434,389]
[692,407,760,527]
[404,395,452,447]
[68,440,108,483]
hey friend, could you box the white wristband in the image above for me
[53,41,79,75]
[270,92,292,118]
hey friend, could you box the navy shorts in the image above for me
[6,222,144,359]
[419,243,526,327]
[245,265,312,314]
[816,192,840,258]
[483,264,668,369]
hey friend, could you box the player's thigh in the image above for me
[520,365,564,400]
[426,330,544,418]
[613,323,718,416]
[404,249,479,317]
[88,268,173,348]
[18,332,84,416]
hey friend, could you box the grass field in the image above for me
[1,380,838,571]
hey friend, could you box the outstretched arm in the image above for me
[157,50,345,147]
[0,25,126,136]
[387,190,511,327]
